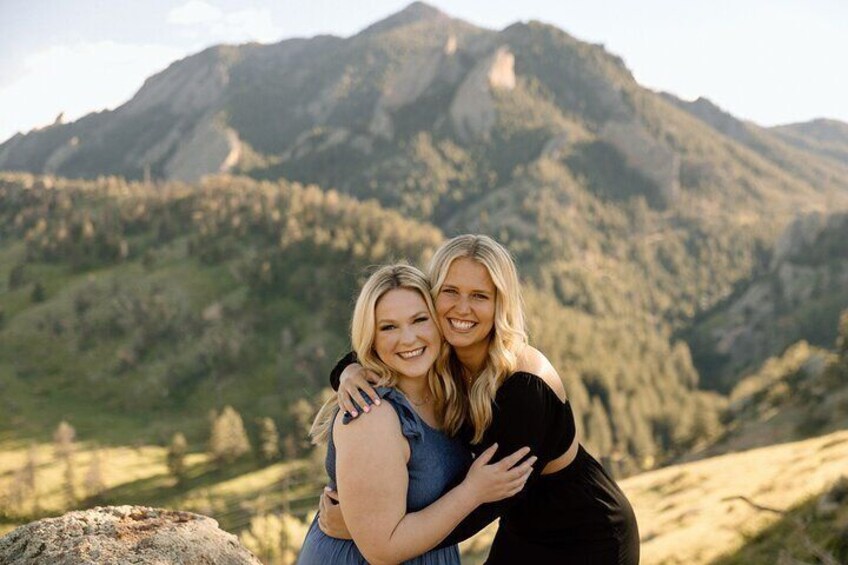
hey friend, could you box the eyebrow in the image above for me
[442,284,493,294]
[377,311,430,325]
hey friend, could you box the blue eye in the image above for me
[414,316,429,324]
[380,324,396,331]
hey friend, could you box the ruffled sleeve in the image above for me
[341,386,425,442]
[378,387,425,441]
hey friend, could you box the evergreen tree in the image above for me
[240,511,309,565]
[54,420,78,507]
[63,457,77,507]
[84,449,106,501]
[5,447,38,513]
[209,406,251,464]
[259,417,281,462]
[31,281,46,303]
[586,397,614,456]
[8,263,25,290]
[54,420,76,461]
[283,434,298,461]
[23,445,38,513]
[166,432,188,483]
[289,398,316,455]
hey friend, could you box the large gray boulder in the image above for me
[0,505,262,564]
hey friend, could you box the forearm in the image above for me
[436,499,504,547]
[361,482,480,564]
[329,351,358,390]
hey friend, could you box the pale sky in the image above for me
[1,0,845,144]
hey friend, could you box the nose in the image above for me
[399,325,417,345]
[455,295,471,314]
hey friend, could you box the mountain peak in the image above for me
[358,2,449,36]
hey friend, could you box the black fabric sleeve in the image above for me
[328,351,358,391]
[434,373,561,547]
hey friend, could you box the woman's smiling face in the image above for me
[373,288,441,379]
[435,257,496,351]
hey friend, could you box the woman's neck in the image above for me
[454,338,490,379]
[396,375,429,403]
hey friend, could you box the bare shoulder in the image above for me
[516,345,566,402]
[332,400,406,449]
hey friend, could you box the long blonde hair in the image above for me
[428,235,528,443]
[310,264,465,443]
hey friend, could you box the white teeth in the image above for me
[449,319,475,330]
[398,347,425,359]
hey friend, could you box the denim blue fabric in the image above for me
[298,387,471,564]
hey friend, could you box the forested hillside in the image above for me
[0,171,721,476]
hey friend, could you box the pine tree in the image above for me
[63,457,77,507]
[283,434,298,461]
[54,421,78,507]
[166,432,188,483]
[31,281,46,303]
[8,263,25,290]
[586,397,614,456]
[259,418,280,462]
[23,445,38,513]
[209,406,251,464]
[53,420,76,460]
[84,449,106,501]
[289,398,315,455]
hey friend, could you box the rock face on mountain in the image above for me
[450,46,516,141]
[689,212,848,390]
[0,506,261,565]
[600,119,680,205]
[0,45,239,181]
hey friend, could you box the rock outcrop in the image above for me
[369,35,464,140]
[0,506,261,565]
[600,118,680,205]
[449,46,516,142]
[163,113,242,182]
[695,211,848,388]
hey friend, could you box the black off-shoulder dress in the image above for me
[329,354,640,564]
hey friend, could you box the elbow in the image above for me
[359,548,397,565]
[357,541,406,565]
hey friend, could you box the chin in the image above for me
[446,334,475,348]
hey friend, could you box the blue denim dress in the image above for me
[298,387,472,564]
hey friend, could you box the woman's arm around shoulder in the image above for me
[516,345,566,402]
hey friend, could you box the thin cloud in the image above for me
[0,41,182,142]
[167,0,283,44]
[167,0,224,26]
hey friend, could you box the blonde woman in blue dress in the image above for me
[298,264,535,564]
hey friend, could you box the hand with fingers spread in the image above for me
[318,487,352,539]
[337,363,382,419]
[461,443,536,505]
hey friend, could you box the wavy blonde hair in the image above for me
[428,235,528,444]
[310,264,465,443]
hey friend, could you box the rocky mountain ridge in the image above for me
[686,211,848,390]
